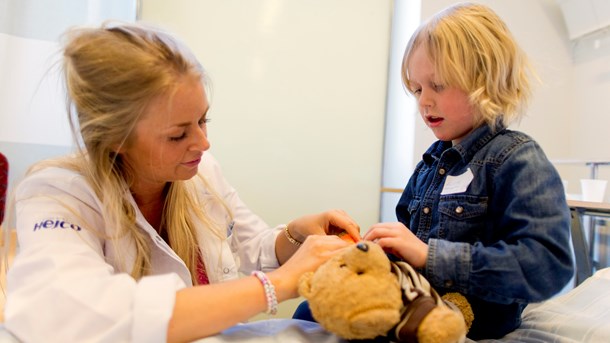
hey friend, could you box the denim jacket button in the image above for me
[423,207,430,214]
[444,280,454,288]
[438,168,446,175]
[455,206,464,214]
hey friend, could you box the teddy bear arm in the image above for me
[347,309,401,339]
[297,272,315,298]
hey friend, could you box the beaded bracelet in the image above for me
[251,270,278,315]
[283,224,302,247]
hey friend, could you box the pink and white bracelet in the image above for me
[251,270,278,315]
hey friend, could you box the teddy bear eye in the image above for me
[356,269,365,275]
[340,263,347,268]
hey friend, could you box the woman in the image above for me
[4,23,359,343]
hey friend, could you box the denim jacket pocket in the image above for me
[438,195,487,241]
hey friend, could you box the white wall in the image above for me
[3,0,609,222]
[141,0,392,231]
[415,0,610,198]
[570,30,610,188]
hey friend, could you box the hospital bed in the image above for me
[202,268,610,342]
[0,269,608,342]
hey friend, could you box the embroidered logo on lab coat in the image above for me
[33,218,82,232]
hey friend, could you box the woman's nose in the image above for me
[191,126,210,151]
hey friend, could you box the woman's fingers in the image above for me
[325,209,361,239]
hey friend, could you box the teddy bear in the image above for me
[298,241,474,343]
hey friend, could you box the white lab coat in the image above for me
[4,153,282,343]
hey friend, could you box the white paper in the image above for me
[441,168,474,195]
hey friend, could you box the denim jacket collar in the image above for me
[422,121,507,166]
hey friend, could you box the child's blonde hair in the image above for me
[402,2,534,129]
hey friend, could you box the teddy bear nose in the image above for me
[356,242,369,252]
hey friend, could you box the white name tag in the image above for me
[441,168,474,195]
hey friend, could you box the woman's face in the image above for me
[120,77,210,192]
[407,45,476,145]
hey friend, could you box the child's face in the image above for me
[407,45,476,145]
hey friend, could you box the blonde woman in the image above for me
[4,23,359,343]
[364,3,573,340]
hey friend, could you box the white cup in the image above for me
[580,179,608,202]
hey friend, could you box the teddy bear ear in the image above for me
[297,272,314,298]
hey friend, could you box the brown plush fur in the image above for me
[298,242,402,339]
[442,292,474,331]
[298,242,473,343]
[417,306,465,343]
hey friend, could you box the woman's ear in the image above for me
[111,139,129,154]
[111,144,124,154]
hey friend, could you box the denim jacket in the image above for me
[396,123,574,339]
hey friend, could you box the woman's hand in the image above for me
[276,209,359,265]
[363,222,429,268]
[269,234,349,299]
[169,235,349,343]
[288,209,361,242]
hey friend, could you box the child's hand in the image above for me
[363,222,429,268]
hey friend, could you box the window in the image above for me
[380,0,421,222]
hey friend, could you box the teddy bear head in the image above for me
[298,241,403,340]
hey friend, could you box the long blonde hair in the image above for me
[402,2,534,130]
[56,22,227,283]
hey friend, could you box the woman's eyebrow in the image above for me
[165,108,210,130]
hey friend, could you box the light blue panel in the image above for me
[0,141,72,227]
[0,0,137,41]
[0,141,72,189]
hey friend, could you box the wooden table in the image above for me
[567,200,610,284]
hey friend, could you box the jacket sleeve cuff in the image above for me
[132,274,187,343]
[260,227,282,272]
[425,238,471,293]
